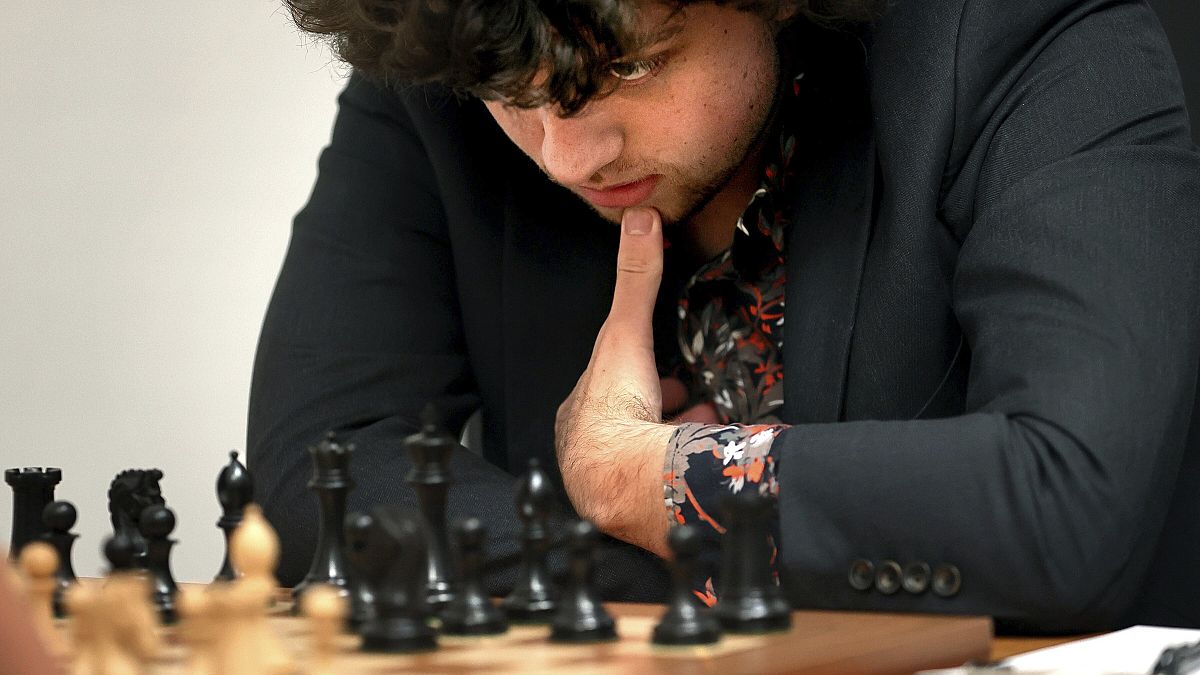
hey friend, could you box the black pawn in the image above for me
[359,506,437,653]
[440,518,507,635]
[549,520,616,643]
[713,488,791,633]
[345,511,378,630]
[404,404,456,609]
[653,525,722,645]
[139,504,179,624]
[103,530,139,574]
[293,433,355,608]
[214,450,254,581]
[42,500,78,618]
[501,458,558,621]
[6,467,62,559]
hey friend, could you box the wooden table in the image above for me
[60,582,1092,673]
[156,598,993,674]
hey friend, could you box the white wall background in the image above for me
[1,3,346,581]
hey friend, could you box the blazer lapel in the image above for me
[783,45,877,425]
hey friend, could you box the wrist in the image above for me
[582,421,676,557]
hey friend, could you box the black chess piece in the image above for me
[549,520,617,643]
[358,506,437,653]
[501,458,558,621]
[42,500,78,619]
[6,467,62,559]
[345,511,378,630]
[103,530,139,574]
[107,469,166,569]
[293,433,355,608]
[139,504,179,624]
[652,524,722,645]
[213,450,254,581]
[404,404,456,609]
[713,488,791,633]
[440,518,508,635]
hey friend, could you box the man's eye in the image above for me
[610,57,664,82]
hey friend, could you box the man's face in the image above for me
[483,2,781,228]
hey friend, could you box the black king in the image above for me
[404,404,457,610]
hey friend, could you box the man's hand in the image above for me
[555,207,676,558]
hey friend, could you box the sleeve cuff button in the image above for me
[902,562,931,594]
[932,563,962,597]
[848,559,875,591]
[874,560,902,595]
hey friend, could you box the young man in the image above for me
[249,0,1200,632]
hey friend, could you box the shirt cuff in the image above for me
[662,422,788,604]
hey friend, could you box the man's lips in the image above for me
[577,175,661,209]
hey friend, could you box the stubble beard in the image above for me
[587,56,782,233]
[579,102,778,232]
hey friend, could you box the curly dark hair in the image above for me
[285,0,885,114]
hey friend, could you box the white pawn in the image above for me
[18,541,67,658]
[177,586,218,675]
[65,571,158,675]
[103,572,160,674]
[300,584,347,675]
[64,583,101,674]
[214,503,293,675]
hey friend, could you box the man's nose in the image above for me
[539,106,623,186]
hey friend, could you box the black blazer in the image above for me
[249,0,1200,632]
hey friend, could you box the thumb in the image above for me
[608,207,664,332]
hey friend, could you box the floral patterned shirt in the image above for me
[659,73,804,605]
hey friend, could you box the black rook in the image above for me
[6,467,61,559]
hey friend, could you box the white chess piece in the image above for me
[18,541,67,658]
[102,572,160,675]
[300,584,348,675]
[215,504,294,675]
[177,586,218,675]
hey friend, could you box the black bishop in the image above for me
[213,450,254,581]
[501,458,558,621]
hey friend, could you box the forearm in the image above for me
[774,411,1181,630]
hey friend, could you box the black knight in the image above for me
[107,469,166,568]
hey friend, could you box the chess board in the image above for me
[94,595,991,674]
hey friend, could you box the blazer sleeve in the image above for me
[775,0,1200,630]
[247,75,521,587]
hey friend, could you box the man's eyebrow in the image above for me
[628,22,685,52]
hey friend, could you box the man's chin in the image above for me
[590,204,624,225]
[579,199,689,229]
